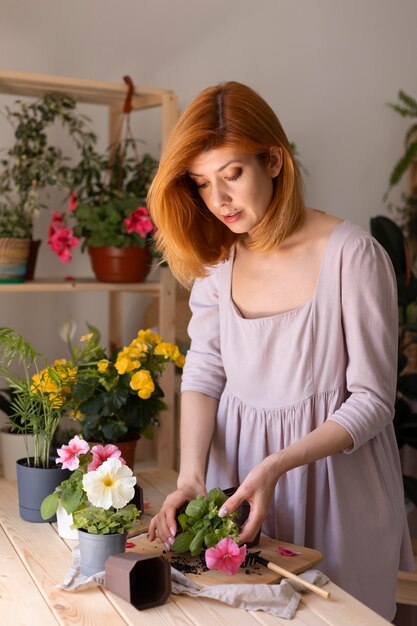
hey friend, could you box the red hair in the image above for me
[148,82,304,286]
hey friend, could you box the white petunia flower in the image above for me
[82,457,136,509]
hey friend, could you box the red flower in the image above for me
[123,206,155,238]
[68,193,78,213]
[48,227,80,263]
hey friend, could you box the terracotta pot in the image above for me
[115,438,139,470]
[88,246,152,283]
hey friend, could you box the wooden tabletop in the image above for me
[0,468,390,625]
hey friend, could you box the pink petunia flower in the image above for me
[123,206,155,238]
[48,210,65,240]
[55,435,90,470]
[68,192,77,213]
[205,537,247,575]
[48,227,80,263]
[88,443,126,471]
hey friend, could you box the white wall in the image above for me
[0,0,416,361]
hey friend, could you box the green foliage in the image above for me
[72,503,139,534]
[172,488,241,557]
[0,327,102,467]
[70,328,184,444]
[40,466,87,519]
[0,93,99,238]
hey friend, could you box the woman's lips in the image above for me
[223,211,242,224]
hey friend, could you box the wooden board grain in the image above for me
[128,533,322,588]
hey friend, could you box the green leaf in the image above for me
[40,492,59,520]
[189,528,206,556]
[172,532,193,553]
[185,497,209,519]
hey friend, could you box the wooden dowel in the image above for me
[266,562,331,599]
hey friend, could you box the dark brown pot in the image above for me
[25,239,41,281]
[115,438,139,470]
[88,246,152,283]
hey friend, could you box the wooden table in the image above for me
[0,469,391,625]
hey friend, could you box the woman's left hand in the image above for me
[218,454,282,543]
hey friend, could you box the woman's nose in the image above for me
[211,182,231,211]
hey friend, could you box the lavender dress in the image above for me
[181,221,414,620]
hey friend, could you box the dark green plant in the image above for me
[0,327,102,468]
[0,93,99,238]
[172,488,241,557]
[386,90,417,190]
[68,327,185,444]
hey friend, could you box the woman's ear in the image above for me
[268,147,283,178]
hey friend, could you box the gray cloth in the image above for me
[58,544,329,620]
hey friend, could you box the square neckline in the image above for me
[229,220,347,321]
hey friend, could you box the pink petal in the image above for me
[277,546,300,557]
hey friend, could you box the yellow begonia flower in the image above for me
[97,359,110,372]
[80,332,93,342]
[130,369,155,400]
[115,355,140,374]
[137,329,162,345]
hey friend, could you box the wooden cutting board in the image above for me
[128,534,323,587]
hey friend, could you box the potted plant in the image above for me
[0,327,102,521]
[47,106,160,282]
[0,93,99,282]
[67,328,185,468]
[40,435,131,540]
[43,440,140,576]
[171,488,248,576]
[0,387,35,480]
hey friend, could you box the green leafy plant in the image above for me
[73,503,139,534]
[172,488,242,557]
[70,327,185,444]
[48,110,159,259]
[0,93,99,238]
[0,327,101,468]
[386,90,417,190]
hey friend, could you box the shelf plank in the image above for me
[0,278,161,294]
[0,69,174,109]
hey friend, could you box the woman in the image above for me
[148,81,413,620]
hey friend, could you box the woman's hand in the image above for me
[218,455,282,543]
[148,480,207,549]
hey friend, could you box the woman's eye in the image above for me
[196,181,208,190]
[226,168,242,182]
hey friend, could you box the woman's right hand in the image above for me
[148,480,206,549]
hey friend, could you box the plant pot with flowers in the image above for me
[48,87,160,282]
[65,327,185,468]
[0,93,100,282]
[40,435,139,540]
[0,327,102,521]
[41,434,139,575]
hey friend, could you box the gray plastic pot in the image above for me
[16,457,70,522]
[78,529,128,577]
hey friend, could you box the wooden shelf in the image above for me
[0,70,179,469]
[0,278,162,294]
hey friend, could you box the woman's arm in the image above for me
[220,421,353,542]
[148,390,218,546]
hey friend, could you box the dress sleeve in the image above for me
[181,267,226,399]
[328,234,398,452]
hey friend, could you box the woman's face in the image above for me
[188,146,282,236]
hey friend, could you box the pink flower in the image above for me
[48,210,65,239]
[48,227,80,263]
[88,444,126,471]
[56,436,90,470]
[123,206,155,238]
[68,193,78,213]
[205,537,247,575]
